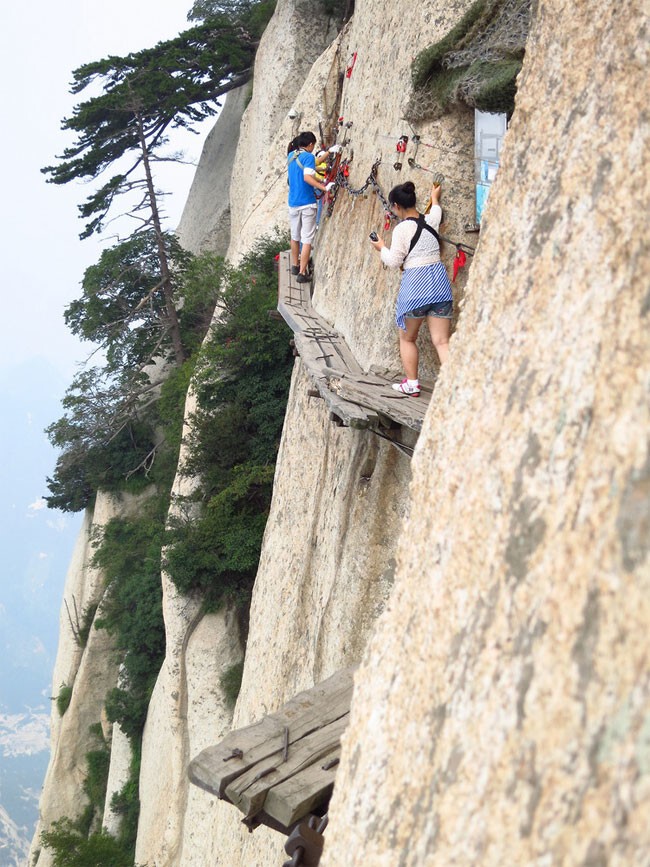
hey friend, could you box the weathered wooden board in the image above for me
[188,667,356,800]
[368,364,436,398]
[263,747,341,828]
[276,251,378,428]
[224,714,348,819]
[326,372,428,431]
[276,250,432,432]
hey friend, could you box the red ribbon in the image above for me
[452,248,467,281]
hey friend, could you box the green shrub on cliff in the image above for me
[40,818,136,867]
[407,0,531,119]
[55,684,73,717]
[164,232,293,611]
[92,506,167,740]
[45,244,221,513]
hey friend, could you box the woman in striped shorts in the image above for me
[370,180,453,395]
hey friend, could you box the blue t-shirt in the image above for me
[287,149,317,208]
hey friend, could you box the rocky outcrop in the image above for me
[132,376,245,867]
[30,491,152,867]
[182,0,649,862]
[196,0,478,862]
[226,0,341,262]
[102,722,131,837]
[176,86,249,256]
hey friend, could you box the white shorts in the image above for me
[289,204,318,245]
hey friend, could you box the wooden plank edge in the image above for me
[263,746,341,828]
[224,714,349,818]
[188,668,358,798]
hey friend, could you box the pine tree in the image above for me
[43,16,261,363]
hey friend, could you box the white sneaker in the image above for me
[392,379,420,396]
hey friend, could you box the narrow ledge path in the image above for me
[276,251,434,434]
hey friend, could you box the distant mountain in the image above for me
[0,799,31,867]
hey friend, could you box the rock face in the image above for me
[186,0,649,863]
[133,382,244,867]
[320,1,650,864]
[226,0,340,262]
[176,86,249,256]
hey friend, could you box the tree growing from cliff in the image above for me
[45,241,224,512]
[188,0,276,30]
[43,12,267,364]
[43,3,277,510]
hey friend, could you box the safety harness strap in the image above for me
[406,213,442,256]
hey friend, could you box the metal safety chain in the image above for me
[326,159,396,230]
[282,814,329,867]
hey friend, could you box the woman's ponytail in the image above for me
[288,131,317,154]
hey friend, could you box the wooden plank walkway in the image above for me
[277,251,432,432]
[188,667,356,835]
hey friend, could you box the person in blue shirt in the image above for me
[287,132,338,283]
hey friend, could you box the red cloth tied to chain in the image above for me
[453,248,467,281]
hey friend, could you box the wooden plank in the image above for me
[188,667,356,799]
[327,374,427,432]
[263,747,341,828]
[276,251,376,428]
[224,714,349,819]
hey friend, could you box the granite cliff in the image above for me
[32,0,649,864]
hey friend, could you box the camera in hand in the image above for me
[369,231,378,241]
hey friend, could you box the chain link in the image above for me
[327,159,396,226]
[281,813,329,867]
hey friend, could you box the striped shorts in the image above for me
[396,263,452,330]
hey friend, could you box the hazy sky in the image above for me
[0,0,215,377]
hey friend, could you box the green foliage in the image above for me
[40,819,135,867]
[66,231,192,371]
[150,357,198,486]
[411,0,488,89]
[46,387,158,512]
[77,604,98,648]
[72,806,95,841]
[93,506,167,741]
[45,244,219,513]
[39,727,140,864]
[176,252,227,356]
[188,0,277,38]
[166,464,275,609]
[56,684,73,717]
[83,749,110,814]
[220,661,244,709]
[469,59,523,114]
[164,231,293,609]
[65,235,220,372]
